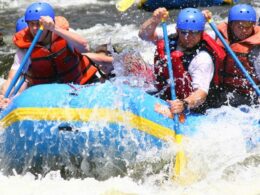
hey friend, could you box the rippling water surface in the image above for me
[0,0,259,194]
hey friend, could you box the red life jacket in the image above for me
[13,16,98,86]
[217,23,260,94]
[154,32,226,100]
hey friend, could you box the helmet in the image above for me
[176,8,205,31]
[25,2,55,22]
[228,4,256,22]
[16,16,28,32]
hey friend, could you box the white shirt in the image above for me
[188,51,214,94]
[11,48,30,72]
[176,45,214,94]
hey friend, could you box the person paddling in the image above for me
[139,7,226,116]
[0,2,114,109]
[204,4,260,107]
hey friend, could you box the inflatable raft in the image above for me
[0,82,258,177]
[0,82,202,175]
[139,0,237,11]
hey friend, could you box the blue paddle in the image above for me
[208,19,260,97]
[4,25,44,98]
[161,20,186,177]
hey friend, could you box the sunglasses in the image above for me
[179,30,201,35]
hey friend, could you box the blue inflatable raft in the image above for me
[139,0,236,11]
[0,82,203,175]
[0,81,258,177]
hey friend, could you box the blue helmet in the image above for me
[16,16,28,32]
[176,8,205,31]
[228,4,256,22]
[25,2,55,22]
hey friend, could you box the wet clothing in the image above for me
[154,32,226,113]
[12,16,101,86]
[217,23,260,106]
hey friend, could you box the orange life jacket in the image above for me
[13,16,98,86]
[154,32,226,100]
[217,23,260,94]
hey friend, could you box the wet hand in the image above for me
[39,16,55,31]
[0,95,11,110]
[152,7,169,23]
[154,103,173,118]
[202,10,212,21]
[167,99,185,114]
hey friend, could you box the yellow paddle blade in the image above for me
[174,134,186,176]
[172,135,200,185]
[223,0,234,4]
[174,150,186,176]
[116,0,135,12]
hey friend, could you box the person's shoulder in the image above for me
[196,50,213,62]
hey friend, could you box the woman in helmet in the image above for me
[139,7,226,115]
[205,4,260,107]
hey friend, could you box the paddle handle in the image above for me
[208,20,260,97]
[161,21,180,134]
[4,26,44,98]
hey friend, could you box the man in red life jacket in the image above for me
[204,4,260,107]
[139,7,226,115]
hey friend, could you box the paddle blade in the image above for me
[173,135,199,185]
[116,0,135,12]
[174,150,186,175]
[174,134,186,176]
[223,0,237,4]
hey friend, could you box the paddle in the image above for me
[208,19,260,97]
[4,25,44,98]
[161,19,186,178]
[116,0,135,12]
[223,0,238,4]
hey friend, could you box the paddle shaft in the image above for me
[161,22,180,134]
[4,26,44,98]
[208,20,260,97]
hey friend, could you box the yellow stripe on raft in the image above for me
[0,108,175,141]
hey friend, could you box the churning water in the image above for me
[0,0,259,194]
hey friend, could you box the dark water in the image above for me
[0,0,257,77]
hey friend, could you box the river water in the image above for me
[0,0,260,194]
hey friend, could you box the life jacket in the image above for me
[13,16,98,86]
[217,23,260,94]
[154,32,226,100]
